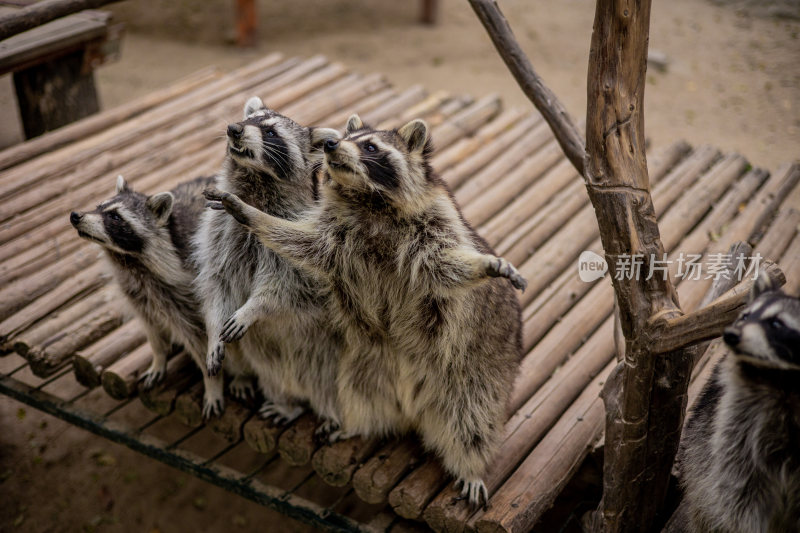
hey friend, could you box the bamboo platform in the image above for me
[1,53,799,533]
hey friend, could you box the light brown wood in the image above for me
[209,399,253,443]
[139,354,198,416]
[243,416,286,454]
[352,440,422,504]
[388,457,449,520]
[27,301,123,376]
[174,382,205,428]
[100,342,151,399]
[312,436,381,487]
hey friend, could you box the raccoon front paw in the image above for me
[229,374,255,400]
[453,477,489,511]
[258,400,304,426]
[314,418,344,443]
[206,342,225,377]
[220,311,251,343]
[140,361,167,389]
[202,392,225,420]
[203,188,251,227]
[487,256,528,292]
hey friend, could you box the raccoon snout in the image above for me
[323,139,339,153]
[227,123,244,139]
[69,211,82,227]
[723,328,740,347]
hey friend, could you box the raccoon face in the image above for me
[70,176,173,256]
[322,114,433,209]
[225,96,325,181]
[723,274,800,367]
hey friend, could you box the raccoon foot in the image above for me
[204,188,253,227]
[259,400,304,426]
[314,418,349,444]
[229,374,255,400]
[453,477,489,511]
[202,391,225,420]
[487,256,528,292]
[140,361,167,389]
[219,311,252,343]
[206,342,225,377]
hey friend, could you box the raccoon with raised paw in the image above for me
[70,175,227,419]
[678,274,800,532]
[194,96,343,429]
[205,114,526,507]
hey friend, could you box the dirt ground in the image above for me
[2,0,799,531]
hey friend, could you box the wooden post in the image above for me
[235,0,256,47]
[420,0,438,25]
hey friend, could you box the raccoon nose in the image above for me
[324,139,339,153]
[723,328,740,346]
[227,123,244,139]
[69,211,82,226]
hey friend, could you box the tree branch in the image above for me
[0,0,122,41]
[467,0,586,176]
[652,261,785,354]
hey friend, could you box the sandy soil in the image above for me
[2,1,799,532]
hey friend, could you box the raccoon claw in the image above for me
[258,401,304,426]
[140,363,166,389]
[206,342,225,377]
[229,375,255,400]
[314,419,344,443]
[205,200,224,210]
[220,314,250,343]
[203,188,251,226]
[453,478,489,511]
[488,257,528,292]
[202,396,225,420]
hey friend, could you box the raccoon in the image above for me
[193,96,343,428]
[204,114,526,507]
[678,274,800,532]
[70,175,227,419]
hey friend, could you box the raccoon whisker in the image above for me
[260,143,293,177]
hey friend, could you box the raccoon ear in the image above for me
[146,192,174,225]
[115,175,129,194]
[309,127,341,150]
[345,114,363,135]
[397,119,429,153]
[751,270,778,302]
[244,96,266,119]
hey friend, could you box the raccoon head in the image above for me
[69,176,174,257]
[225,96,335,182]
[321,114,434,212]
[723,273,800,367]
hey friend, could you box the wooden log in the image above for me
[388,458,450,520]
[432,107,527,174]
[210,399,254,443]
[0,53,292,202]
[73,319,146,388]
[0,0,123,41]
[777,232,800,295]
[7,286,111,355]
[352,440,422,504]
[0,247,99,321]
[397,90,451,123]
[139,353,198,416]
[322,87,398,128]
[0,264,106,346]
[276,412,318,466]
[472,362,613,533]
[243,416,286,454]
[0,66,220,170]
[27,300,123,376]
[311,436,381,487]
[282,71,388,125]
[454,118,551,205]
[431,93,502,149]
[467,0,585,176]
[100,342,152,400]
[174,382,205,428]
[462,139,565,227]
[361,85,427,127]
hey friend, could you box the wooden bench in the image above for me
[1,53,798,532]
[0,7,122,139]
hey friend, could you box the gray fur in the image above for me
[70,176,227,418]
[678,281,800,532]
[204,116,525,507]
[193,97,343,427]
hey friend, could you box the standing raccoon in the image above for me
[70,175,227,418]
[205,114,526,506]
[194,96,343,427]
[678,274,800,532]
